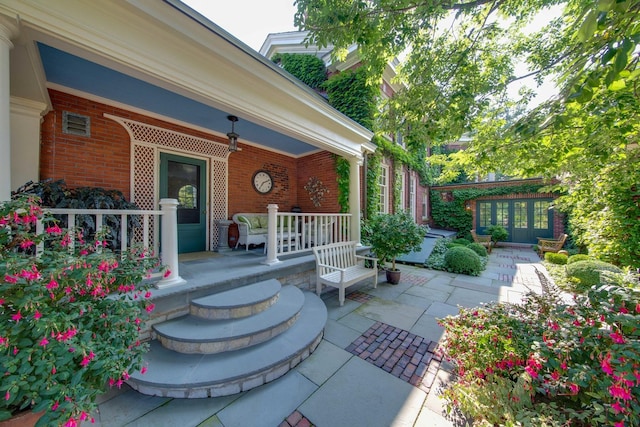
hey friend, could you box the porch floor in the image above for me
[85,245,550,427]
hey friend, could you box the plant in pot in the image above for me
[0,196,162,426]
[485,224,508,247]
[364,212,427,284]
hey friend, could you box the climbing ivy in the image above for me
[335,156,350,213]
[365,152,381,219]
[430,183,549,234]
[324,67,377,130]
[271,53,327,90]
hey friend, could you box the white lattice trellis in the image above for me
[106,114,229,250]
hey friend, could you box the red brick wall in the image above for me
[228,144,298,215]
[296,152,340,213]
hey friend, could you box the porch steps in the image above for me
[127,279,327,398]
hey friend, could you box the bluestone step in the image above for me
[154,285,304,354]
[190,279,281,320]
[128,291,327,398]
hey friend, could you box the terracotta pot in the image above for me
[0,410,44,427]
[385,268,401,285]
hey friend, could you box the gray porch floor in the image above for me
[84,245,549,427]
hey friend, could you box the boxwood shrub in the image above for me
[567,254,590,264]
[444,246,483,276]
[565,259,623,289]
[544,252,568,265]
[467,242,488,257]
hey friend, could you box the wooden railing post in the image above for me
[156,198,185,288]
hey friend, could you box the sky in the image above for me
[182,0,298,51]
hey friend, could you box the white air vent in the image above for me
[63,111,90,137]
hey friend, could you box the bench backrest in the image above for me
[312,241,358,273]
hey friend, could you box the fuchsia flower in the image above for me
[11,311,23,322]
[609,384,632,400]
[610,332,626,344]
[39,337,49,347]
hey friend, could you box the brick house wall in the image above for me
[40,89,342,219]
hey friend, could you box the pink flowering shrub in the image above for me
[439,280,640,426]
[0,196,162,426]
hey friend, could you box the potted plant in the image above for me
[364,212,427,284]
[0,196,162,426]
[486,224,509,247]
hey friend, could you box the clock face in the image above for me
[252,170,273,194]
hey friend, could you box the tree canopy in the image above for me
[294,0,640,266]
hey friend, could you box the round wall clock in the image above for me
[252,170,273,194]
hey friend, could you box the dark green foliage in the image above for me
[324,68,377,130]
[13,180,140,250]
[467,242,488,257]
[486,224,508,243]
[544,252,568,265]
[451,238,471,246]
[444,246,484,276]
[365,152,381,219]
[567,254,590,264]
[565,259,623,288]
[271,53,327,90]
[334,156,350,213]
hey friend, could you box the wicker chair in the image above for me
[471,229,493,254]
[537,234,568,257]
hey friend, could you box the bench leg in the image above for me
[339,286,345,306]
[316,280,322,297]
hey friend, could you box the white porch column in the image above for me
[0,18,17,201]
[156,198,186,288]
[263,204,281,265]
[11,98,47,190]
[348,156,362,244]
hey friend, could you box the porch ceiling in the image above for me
[37,43,316,157]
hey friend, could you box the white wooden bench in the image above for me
[312,241,378,306]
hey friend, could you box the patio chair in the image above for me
[537,233,568,257]
[470,229,493,254]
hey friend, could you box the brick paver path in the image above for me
[345,321,442,394]
[345,290,375,303]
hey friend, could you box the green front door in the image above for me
[160,153,207,253]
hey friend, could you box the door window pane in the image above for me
[496,202,509,227]
[168,160,200,224]
[479,202,492,227]
[534,201,551,229]
[514,201,528,228]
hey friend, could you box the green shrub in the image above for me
[467,242,488,257]
[444,246,483,276]
[451,238,471,246]
[486,224,509,243]
[567,254,590,264]
[544,252,568,265]
[565,259,623,288]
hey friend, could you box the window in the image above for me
[534,201,551,229]
[479,202,492,227]
[62,111,90,137]
[514,201,528,228]
[422,193,428,219]
[400,172,406,210]
[496,202,509,227]
[378,165,389,214]
[409,175,416,220]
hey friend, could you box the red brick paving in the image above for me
[280,410,313,427]
[345,290,375,303]
[345,321,442,394]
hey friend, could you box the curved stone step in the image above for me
[128,291,327,398]
[154,285,304,354]
[190,279,281,320]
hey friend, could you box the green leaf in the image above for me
[601,47,617,64]
[614,49,628,74]
[577,11,598,42]
[608,79,626,91]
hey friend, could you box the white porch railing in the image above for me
[264,204,353,265]
[36,198,184,288]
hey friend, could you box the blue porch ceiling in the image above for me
[38,43,317,157]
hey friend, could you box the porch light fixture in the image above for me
[227,115,239,152]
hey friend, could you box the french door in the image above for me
[477,199,554,243]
